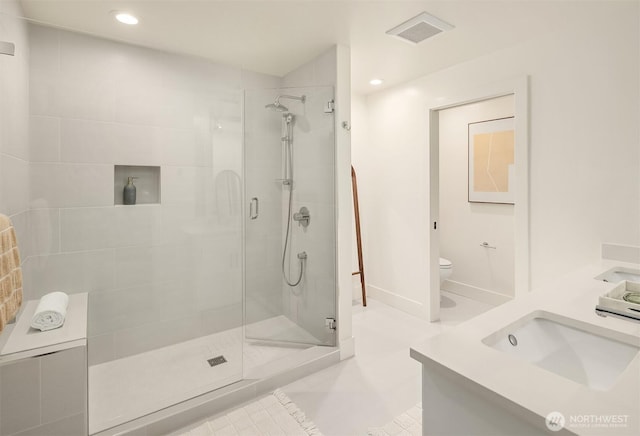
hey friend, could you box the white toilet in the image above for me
[439,257,453,287]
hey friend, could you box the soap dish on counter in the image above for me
[596,280,640,323]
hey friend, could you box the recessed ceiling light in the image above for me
[370,79,383,86]
[114,12,139,25]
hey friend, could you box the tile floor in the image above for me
[277,292,495,435]
[175,291,495,435]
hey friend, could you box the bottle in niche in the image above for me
[123,177,137,205]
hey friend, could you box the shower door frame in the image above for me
[242,86,338,348]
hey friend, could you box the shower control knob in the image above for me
[293,207,310,227]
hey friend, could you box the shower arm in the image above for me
[275,95,306,106]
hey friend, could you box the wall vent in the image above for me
[386,12,454,44]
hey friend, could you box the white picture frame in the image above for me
[468,117,515,204]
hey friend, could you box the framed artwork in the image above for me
[468,117,515,204]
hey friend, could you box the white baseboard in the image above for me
[352,282,363,304]
[339,336,355,360]
[441,280,512,306]
[367,284,426,318]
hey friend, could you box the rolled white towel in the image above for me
[31,291,69,331]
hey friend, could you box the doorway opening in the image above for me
[428,78,530,321]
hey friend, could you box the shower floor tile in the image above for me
[89,316,313,434]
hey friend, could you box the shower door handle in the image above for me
[249,197,259,220]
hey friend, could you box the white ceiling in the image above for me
[18,1,576,95]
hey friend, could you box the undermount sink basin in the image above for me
[595,266,640,283]
[482,311,640,391]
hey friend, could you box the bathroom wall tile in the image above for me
[112,246,156,289]
[198,303,243,336]
[159,205,199,245]
[113,316,200,359]
[57,33,119,122]
[0,20,29,162]
[29,208,61,256]
[161,166,208,206]
[30,115,60,162]
[28,24,60,75]
[41,346,87,424]
[12,413,86,436]
[61,116,162,165]
[0,358,41,435]
[114,87,165,127]
[58,75,117,122]
[88,332,115,366]
[0,73,30,161]
[0,154,29,215]
[112,204,163,248]
[30,163,112,208]
[155,91,201,130]
[112,123,163,165]
[24,249,115,297]
[10,210,30,259]
[160,127,203,166]
[60,207,116,252]
[29,69,62,117]
[60,205,163,252]
[155,279,198,322]
[88,285,158,336]
[59,118,114,164]
[20,257,36,301]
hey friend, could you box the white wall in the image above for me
[0,0,30,267]
[355,2,639,317]
[439,96,515,299]
[25,24,280,365]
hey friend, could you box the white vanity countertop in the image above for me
[410,260,640,435]
[0,292,88,364]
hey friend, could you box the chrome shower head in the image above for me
[265,102,288,112]
[265,94,305,112]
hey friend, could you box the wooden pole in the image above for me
[351,165,367,306]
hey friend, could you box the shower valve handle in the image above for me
[293,207,310,228]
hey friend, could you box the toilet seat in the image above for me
[439,257,452,269]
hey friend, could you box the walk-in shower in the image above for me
[0,16,338,435]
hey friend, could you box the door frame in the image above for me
[427,77,530,321]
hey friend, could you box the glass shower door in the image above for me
[244,86,336,347]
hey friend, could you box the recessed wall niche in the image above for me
[114,165,161,205]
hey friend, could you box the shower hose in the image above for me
[281,116,305,289]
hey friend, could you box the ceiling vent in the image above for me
[386,12,454,44]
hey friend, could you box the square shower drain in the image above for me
[207,355,227,367]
